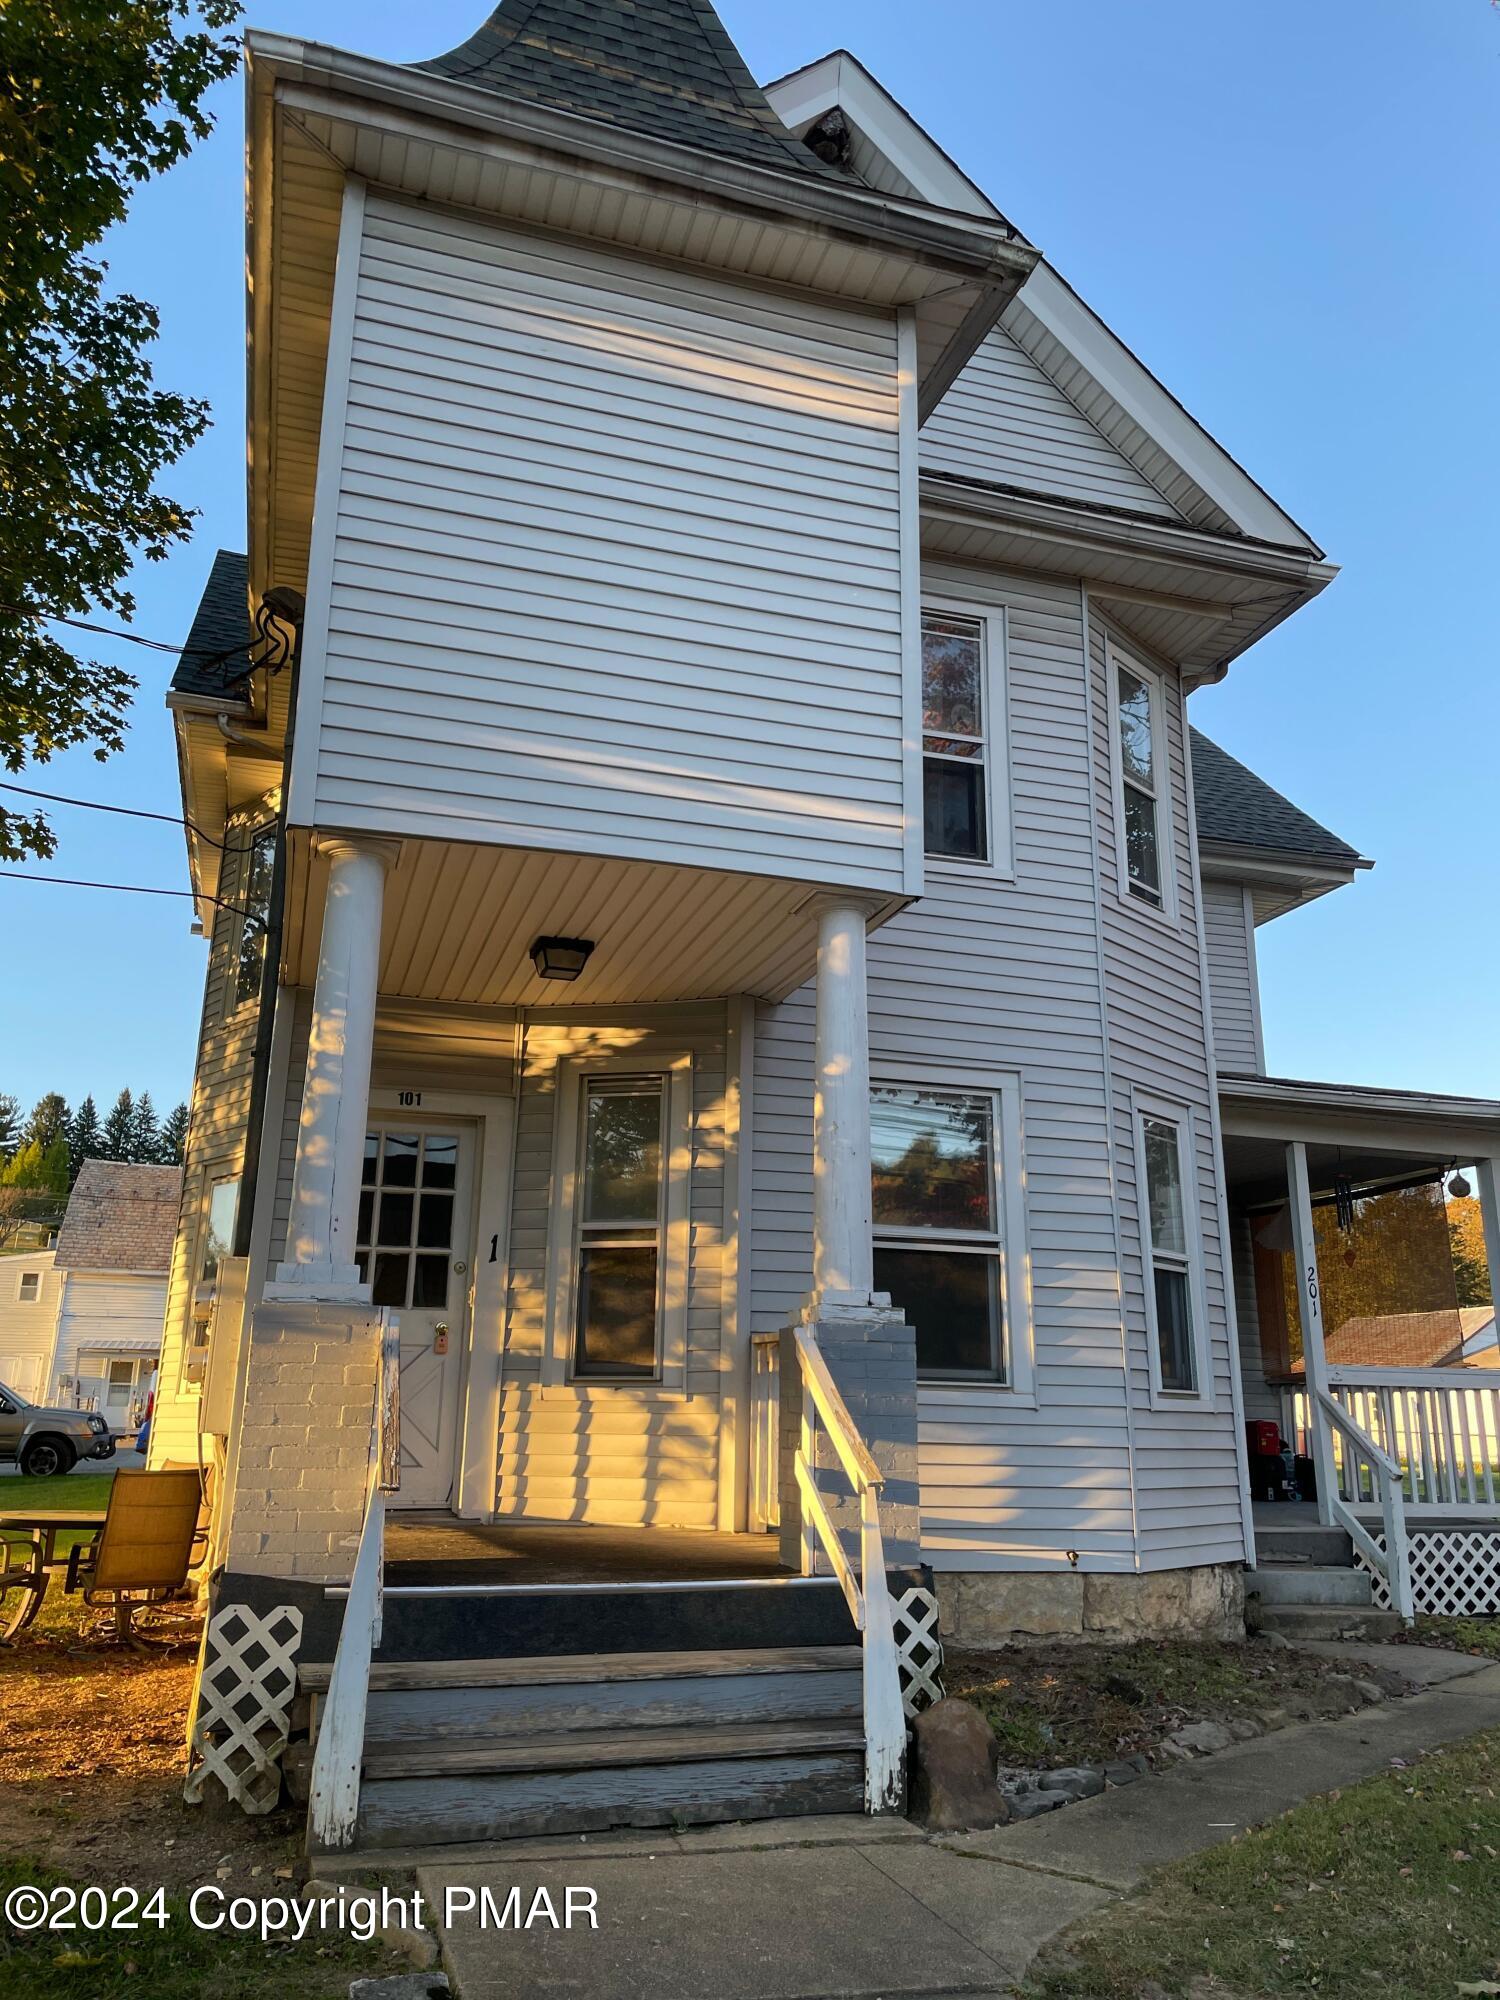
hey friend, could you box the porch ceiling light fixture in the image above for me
[530,935,595,982]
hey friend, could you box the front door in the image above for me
[357,1120,475,1511]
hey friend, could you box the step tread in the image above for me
[301,1644,863,1695]
[1251,1603,1403,1637]
[361,1719,866,1781]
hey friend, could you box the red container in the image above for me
[1246,1419,1282,1457]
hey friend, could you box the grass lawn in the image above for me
[1403,1615,1500,1661]
[1,1472,117,1562]
[0,1860,386,2000]
[1026,1728,1500,2000]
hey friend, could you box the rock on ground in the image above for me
[909,1696,1010,1831]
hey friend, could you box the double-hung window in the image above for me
[233,825,277,1008]
[1137,1109,1201,1395]
[573,1075,669,1381]
[921,611,989,863]
[17,1271,40,1304]
[1112,655,1167,908]
[870,1085,1009,1382]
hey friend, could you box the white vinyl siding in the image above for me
[500,1005,728,1530]
[920,326,1180,519]
[1202,879,1264,1074]
[0,1250,62,1406]
[1088,606,1245,1570]
[301,195,912,893]
[753,565,1139,1573]
[51,1272,166,1409]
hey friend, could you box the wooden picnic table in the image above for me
[0,1509,108,1641]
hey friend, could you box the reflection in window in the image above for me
[200,1177,240,1283]
[356,1130,457,1311]
[871,1087,1004,1379]
[573,1078,665,1380]
[922,612,988,862]
[234,826,277,1006]
[1141,1113,1196,1392]
[1116,666,1162,904]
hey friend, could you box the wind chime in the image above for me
[1332,1153,1357,1265]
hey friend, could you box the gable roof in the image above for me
[1292,1309,1496,1373]
[419,0,847,181]
[171,548,254,701]
[1190,729,1367,871]
[53,1161,183,1276]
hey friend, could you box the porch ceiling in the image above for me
[281,831,879,1006]
[1221,1131,1457,1209]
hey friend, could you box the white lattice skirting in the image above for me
[1358,1531,1500,1616]
[185,1603,304,1814]
[892,1584,944,1716]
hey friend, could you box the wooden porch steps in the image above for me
[299,1637,871,1852]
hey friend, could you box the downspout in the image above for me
[232,593,305,1262]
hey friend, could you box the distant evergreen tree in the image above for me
[129,1090,160,1163]
[0,1093,19,1161]
[23,1091,69,1153]
[159,1101,189,1165]
[65,1096,103,1184]
[100,1088,135,1162]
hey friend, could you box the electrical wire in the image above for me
[0,778,227,850]
[0,869,249,915]
[0,599,249,664]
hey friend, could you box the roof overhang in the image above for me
[1197,842,1369,921]
[919,472,1337,681]
[244,31,1038,615]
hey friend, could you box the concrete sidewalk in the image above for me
[418,1646,1500,2000]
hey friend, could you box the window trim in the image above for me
[543,1052,693,1393]
[919,598,1014,879]
[17,1270,41,1304]
[869,1060,1035,1404]
[1105,638,1178,925]
[1131,1092,1212,1407]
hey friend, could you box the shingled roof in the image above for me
[170,548,254,701]
[54,1162,183,1276]
[417,0,849,180]
[1190,729,1366,870]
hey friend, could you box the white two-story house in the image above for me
[151,0,1500,1848]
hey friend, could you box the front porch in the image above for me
[1221,1074,1500,1617]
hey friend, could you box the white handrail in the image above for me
[307,1314,399,1852]
[791,1325,906,1814]
[1314,1387,1413,1623]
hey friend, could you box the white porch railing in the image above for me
[791,1325,907,1814]
[1285,1370,1500,1516]
[748,1332,781,1533]
[1310,1387,1414,1621]
[306,1314,399,1852]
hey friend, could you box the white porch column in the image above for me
[1285,1140,1339,1526]
[810,896,881,1310]
[266,834,398,1302]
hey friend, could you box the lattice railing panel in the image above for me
[185,1602,303,1814]
[1357,1531,1500,1616]
[891,1584,944,1717]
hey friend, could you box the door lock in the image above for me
[433,1323,450,1355]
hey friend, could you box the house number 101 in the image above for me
[397,1091,422,1107]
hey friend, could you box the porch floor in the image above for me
[383,1516,793,1588]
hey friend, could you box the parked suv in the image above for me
[0,1381,116,1478]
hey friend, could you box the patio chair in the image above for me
[64,1468,206,1644]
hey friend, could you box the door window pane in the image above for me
[359,1127,463,1313]
[582,1085,663,1225]
[1143,1118,1186,1256]
[413,1256,449,1309]
[381,1133,420,1187]
[417,1193,454,1249]
[871,1090,994,1232]
[575,1244,659,1377]
[371,1253,407,1309]
[874,1247,1002,1378]
[421,1136,457,1189]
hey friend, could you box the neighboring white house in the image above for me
[135,0,1500,1844]
[0,1162,180,1422]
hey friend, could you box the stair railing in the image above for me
[1313,1387,1414,1623]
[791,1324,907,1813]
[307,1315,400,1851]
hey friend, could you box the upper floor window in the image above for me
[1109,648,1175,915]
[1136,1107,1202,1396]
[233,826,277,1008]
[17,1271,40,1304]
[871,1085,1007,1381]
[921,611,988,863]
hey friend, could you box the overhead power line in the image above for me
[0,778,227,850]
[0,599,249,664]
[0,869,249,915]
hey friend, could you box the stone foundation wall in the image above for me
[935,1563,1245,1646]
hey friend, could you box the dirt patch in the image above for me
[0,1608,305,1894]
[945,1637,1413,1771]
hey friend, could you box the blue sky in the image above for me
[4,0,1496,1119]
